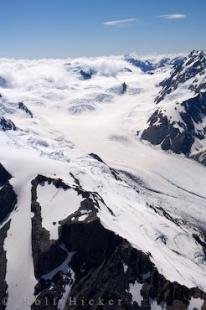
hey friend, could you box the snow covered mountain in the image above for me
[141,50,206,155]
[155,50,206,104]
[125,54,184,73]
[0,52,206,309]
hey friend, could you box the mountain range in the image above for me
[0,50,206,310]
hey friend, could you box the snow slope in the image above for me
[0,53,206,309]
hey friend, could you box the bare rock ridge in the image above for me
[18,102,33,118]
[0,221,11,310]
[29,166,206,309]
[0,117,16,131]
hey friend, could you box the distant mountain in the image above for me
[141,50,206,155]
[141,92,206,155]
[155,50,206,103]
[125,54,184,73]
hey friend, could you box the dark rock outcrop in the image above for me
[80,68,95,80]
[0,164,17,223]
[0,221,11,310]
[141,92,206,155]
[31,173,114,308]
[18,102,33,118]
[89,153,105,164]
[109,83,127,96]
[0,117,16,131]
[122,82,127,94]
[89,153,121,181]
[0,183,17,223]
[31,176,69,279]
[0,164,12,187]
[60,210,206,309]
[0,165,16,309]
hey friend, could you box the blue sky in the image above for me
[0,0,205,58]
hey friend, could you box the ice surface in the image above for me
[0,53,206,308]
[129,281,143,306]
[37,183,83,239]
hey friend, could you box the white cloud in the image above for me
[103,18,137,26]
[158,13,186,20]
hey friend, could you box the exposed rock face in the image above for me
[60,210,206,309]
[141,92,206,155]
[29,172,206,309]
[89,153,105,163]
[18,102,33,118]
[80,68,96,80]
[31,173,113,308]
[191,149,206,166]
[0,117,16,131]
[0,183,17,223]
[31,175,70,279]
[0,221,11,310]
[0,164,17,223]
[108,83,128,95]
[155,50,206,104]
[0,164,12,187]
[0,164,17,310]
[89,152,121,181]
[122,82,127,94]
[31,175,74,309]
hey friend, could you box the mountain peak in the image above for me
[155,49,206,103]
[185,49,206,68]
[188,49,205,58]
